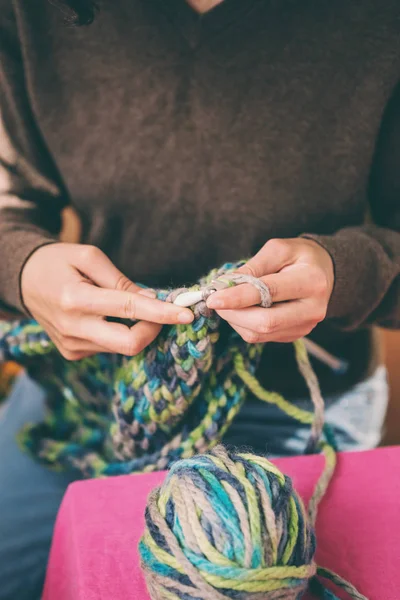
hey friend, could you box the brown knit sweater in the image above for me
[1,0,400,400]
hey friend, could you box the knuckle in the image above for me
[241,262,258,278]
[60,337,77,352]
[243,330,262,344]
[314,274,329,297]
[123,338,140,357]
[59,287,78,313]
[259,315,277,334]
[59,348,76,361]
[302,324,315,337]
[151,323,163,339]
[123,295,137,320]
[315,306,327,323]
[115,274,135,293]
[301,242,317,258]
[266,280,278,300]
[265,238,288,255]
[79,244,101,264]
[258,321,270,335]
[57,316,72,337]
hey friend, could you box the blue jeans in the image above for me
[0,367,388,599]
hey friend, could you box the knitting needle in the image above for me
[173,290,205,307]
[173,279,232,307]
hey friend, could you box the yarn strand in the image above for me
[316,568,369,600]
[233,353,314,426]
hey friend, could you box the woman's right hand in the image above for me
[20,243,194,361]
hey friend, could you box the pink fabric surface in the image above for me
[43,446,400,600]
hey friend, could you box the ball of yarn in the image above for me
[139,445,317,600]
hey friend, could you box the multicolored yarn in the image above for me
[139,445,366,600]
[0,261,322,478]
[0,260,366,598]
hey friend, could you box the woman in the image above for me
[0,0,399,597]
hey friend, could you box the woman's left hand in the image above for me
[206,238,334,343]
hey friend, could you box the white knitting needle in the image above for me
[173,290,205,307]
[173,279,231,307]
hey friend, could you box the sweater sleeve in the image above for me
[302,84,400,331]
[0,4,67,314]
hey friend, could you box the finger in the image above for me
[216,301,321,334]
[59,349,101,361]
[36,325,100,361]
[62,281,194,325]
[237,238,296,278]
[52,334,111,354]
[207,266,313,310]
[78,317,162,356]
[229,322,312,344]
[69,245,193,323]
[72,245,142,294]
[43,323,110,357]
[50,318,161,358]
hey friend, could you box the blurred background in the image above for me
[382,330,400,445]
[2,205,399,444]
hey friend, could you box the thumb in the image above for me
[238,239,295,277]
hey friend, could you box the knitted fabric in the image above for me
[0,261,321,478]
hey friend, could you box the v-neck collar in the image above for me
[156,0,257,49]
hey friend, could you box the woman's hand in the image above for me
[21,243,193,360]
[206,238,334,343]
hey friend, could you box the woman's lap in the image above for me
[0,366,389,599]
[0,373,75,600]
[224,365,389,456]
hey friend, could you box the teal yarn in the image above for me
[140,445,367,600]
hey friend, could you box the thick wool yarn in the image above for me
[140,445,367,600]
[0,262,323,477]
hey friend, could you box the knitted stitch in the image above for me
[0,261,320,478]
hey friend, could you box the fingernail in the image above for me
[138,288,157,299]
[178,311,194,324]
